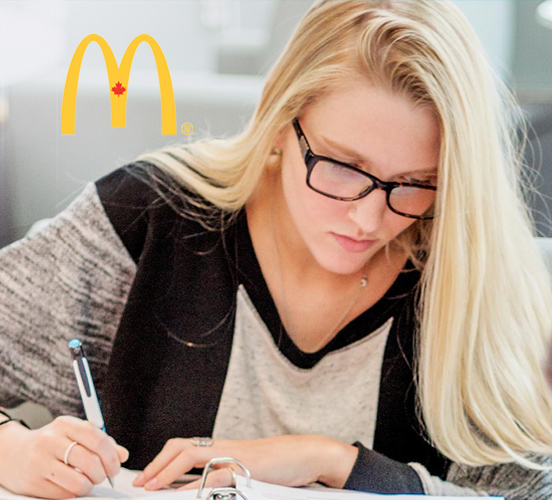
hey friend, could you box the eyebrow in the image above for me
[318,133,438,175]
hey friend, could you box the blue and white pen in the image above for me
[68,339,115,488]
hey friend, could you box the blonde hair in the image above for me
[137,0,552,468]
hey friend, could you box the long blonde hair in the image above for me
[138,0,552,468]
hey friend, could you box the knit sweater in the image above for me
[0,163,550,499]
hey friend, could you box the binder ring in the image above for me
[207,487,249,500]
[228,467,237,487]
[197,457,252,499]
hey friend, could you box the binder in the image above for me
[195,457,504,500]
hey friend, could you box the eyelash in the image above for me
[330,152,435,185]
[353,166,435,186]
[401,177,432,185]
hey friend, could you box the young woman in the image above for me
[1,1,551,498]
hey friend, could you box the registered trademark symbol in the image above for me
[181,122,193,136]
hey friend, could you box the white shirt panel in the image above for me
[212,285,392,447]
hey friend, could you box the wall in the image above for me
[454,0,515,80]
[3,0,549,246]
[513,0,552,96]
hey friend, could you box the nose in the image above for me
[347,188,388,234]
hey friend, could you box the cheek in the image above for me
[385,214,418,240]
[281,161,344,228]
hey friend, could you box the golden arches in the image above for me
[61,34,176,135]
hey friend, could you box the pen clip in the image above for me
[68,338,105,430]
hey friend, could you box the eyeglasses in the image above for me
[292,118,437,220]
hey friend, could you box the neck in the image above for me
[248,171,326,282]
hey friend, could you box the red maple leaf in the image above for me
[111,81,126,97]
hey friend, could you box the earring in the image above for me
[271,147,282,156]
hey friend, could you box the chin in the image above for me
[321,242,387,275]
[317,254,368,276]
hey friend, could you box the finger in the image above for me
[179,468,234,491]
[48,459,94,497]
[179,477,201,490]
[144,448,204,491]
[38,479,76,500]
[63,442,106,485]
[135,439,188,486]
[60,419,121,478]
[52,416,120,478]
[116,444,130,464]
[109,436,130,464]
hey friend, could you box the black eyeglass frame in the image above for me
[292,118,436,220]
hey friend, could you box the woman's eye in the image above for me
[401,176,436,186]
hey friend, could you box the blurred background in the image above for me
[1,0,552,251]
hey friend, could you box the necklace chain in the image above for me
[270,195,368,352]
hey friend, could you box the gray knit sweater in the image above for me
[1,179,551,499]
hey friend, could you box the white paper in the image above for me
[233,476,504,500]
[0,469,195,500]
[0,468,503,500]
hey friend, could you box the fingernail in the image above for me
[134,472,144,485]
[145,478,158,490]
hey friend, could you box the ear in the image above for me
[265,131,286,174]
[273,122,293,152]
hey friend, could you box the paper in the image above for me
[0,469,195,500]
[82,469,186,499]
[0,468,503,500]
[232,476,503,500]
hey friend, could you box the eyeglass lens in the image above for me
[308,159,435,217]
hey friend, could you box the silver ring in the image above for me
[191,437,213,447]
[63,441,78,466]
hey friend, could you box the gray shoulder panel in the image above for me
[410,455,552,499]
[0,183,136,416]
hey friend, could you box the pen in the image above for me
[68,338,115,488]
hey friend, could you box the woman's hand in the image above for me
[0,415,129,499]
[133,435,358,491]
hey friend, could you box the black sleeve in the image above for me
[343,442,425,494]
[95,161,219,265]
[95,162,162,264]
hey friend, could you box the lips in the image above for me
[332,233,375,253]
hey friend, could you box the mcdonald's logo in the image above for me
[61,34,176,135]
